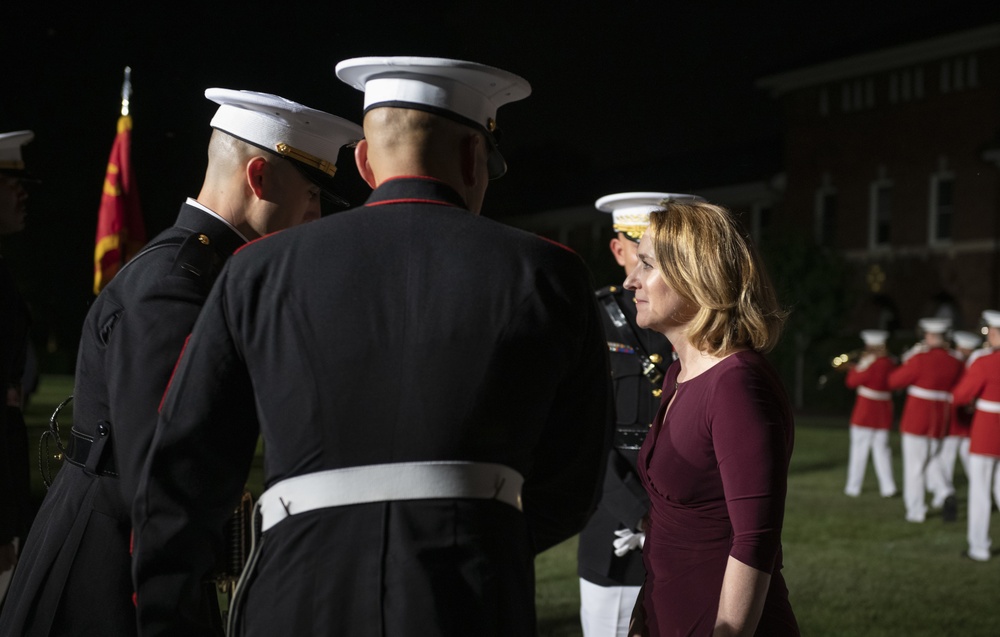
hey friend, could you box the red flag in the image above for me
[93,113,146,294]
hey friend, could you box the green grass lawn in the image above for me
[23,376,1000,636]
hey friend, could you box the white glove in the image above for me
[856,353,876,372]
[612,528,646,557]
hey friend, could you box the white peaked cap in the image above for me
[0,130,34,174]
[982,310,1000,328]
[206,88,362,201]
[918,317,952,334]
[860,329,889,346]
[595,192,706,241]
[953,330,982,349]
[335,56,531,179]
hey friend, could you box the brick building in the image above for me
[758,22,1000,336]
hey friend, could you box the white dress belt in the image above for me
[975,398,1000,414]
[907,386,951,402]
[258,461,524,532]
[857,386,892,401]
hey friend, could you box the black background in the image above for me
[4,1,1000,371]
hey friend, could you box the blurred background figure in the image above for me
[889,318,964,523]
[843,329,898,498]
[942,330,983,488]
[0,130,36,603]
[950,310,1000,562]
[578,192,681,637]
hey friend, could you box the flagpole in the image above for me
[94,66,146,295]
[120,66,132,117]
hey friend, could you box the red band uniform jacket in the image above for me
[888,348,964,439]
[952,349,1000,458]
[845,355,896,430]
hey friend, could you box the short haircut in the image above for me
[647,201,786,355]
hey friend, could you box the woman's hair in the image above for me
[646,201,787,355]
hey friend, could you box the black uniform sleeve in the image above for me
[105,252,213,509]
[598,450,649,529]
[132,266,259,637]
[521,257,614,554]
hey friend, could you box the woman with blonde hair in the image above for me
[625,199,799,636]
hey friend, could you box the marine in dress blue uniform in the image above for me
[578,193,699,637]
[0,131,37,603]
[131,57,614,637]
[0,92,361,637]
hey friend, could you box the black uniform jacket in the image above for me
[0,258,31,545]
[578,285,670,587]
[132,177,614,637]
[0,203,244,637]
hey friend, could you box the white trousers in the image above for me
[580,578,641,637]
[902,434,952,521]
[966,454,1000,561]
[845,425,896,497]
[939,435,971,485]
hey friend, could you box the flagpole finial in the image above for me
[121,66,132,117]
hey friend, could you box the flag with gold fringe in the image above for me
[94,67,146,295]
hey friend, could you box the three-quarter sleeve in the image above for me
[710,363,792,574]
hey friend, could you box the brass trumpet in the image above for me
[831,350,863,371]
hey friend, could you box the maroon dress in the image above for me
[637,350,799,636]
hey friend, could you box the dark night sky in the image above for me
[4,1,1000,370]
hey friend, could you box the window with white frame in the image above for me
[940,55,978,93]
[929,173,954,244]
[869,181,892,248]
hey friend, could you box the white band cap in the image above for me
[860,329,889,346]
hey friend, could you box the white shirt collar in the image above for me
[185,197,250,243]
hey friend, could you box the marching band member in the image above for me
[943,330,983,483]
[888,318,964,523]
[843,329,898,498]
[951,310,1000,562]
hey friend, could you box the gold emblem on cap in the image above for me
[652,389,662,398]
[197,234,210,245]
[486,118,497,132]
[276,142,337,177]
[613,224,647,241]
[649,354,662,364]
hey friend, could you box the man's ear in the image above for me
[460,134,484,187]
[609,236,628,267]
[246,156,268,199]
[355,139,377,189]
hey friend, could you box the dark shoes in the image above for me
[942,495,958,522]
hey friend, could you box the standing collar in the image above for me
[364,176,469,210]
[174,202,248,257]
[184,197,251,243]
